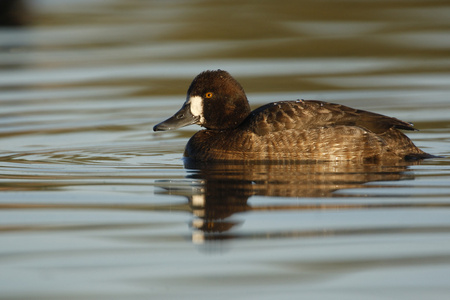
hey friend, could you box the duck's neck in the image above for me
[204,97,251,130]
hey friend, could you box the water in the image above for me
[1,1,450,299]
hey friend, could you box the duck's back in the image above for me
[184,100,429,162]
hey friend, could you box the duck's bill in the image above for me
[153,103,198,131]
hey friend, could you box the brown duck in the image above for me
[153,70,431,162]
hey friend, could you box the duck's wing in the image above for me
[244,100,416,136]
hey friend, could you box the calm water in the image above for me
[1,1,450,299]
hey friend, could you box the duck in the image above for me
[153,69,431,162]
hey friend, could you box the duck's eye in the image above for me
[205,92,213,99]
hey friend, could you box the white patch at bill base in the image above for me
[189,96,205,123]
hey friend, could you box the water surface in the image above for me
[1,1,450,299]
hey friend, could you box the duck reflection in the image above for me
[156,159,420,242]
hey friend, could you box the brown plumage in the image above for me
[154,70,431,162]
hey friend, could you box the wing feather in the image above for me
[243,100,415,135]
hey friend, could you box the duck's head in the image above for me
[153,70,251,131]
